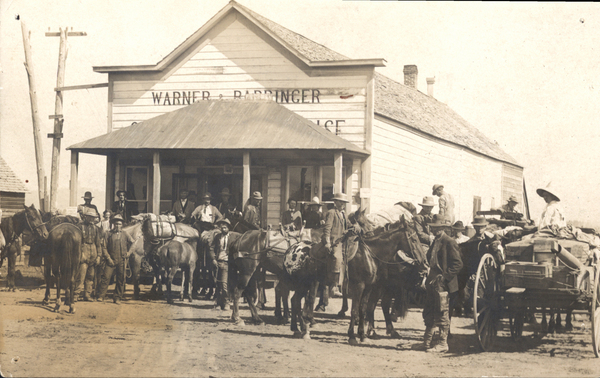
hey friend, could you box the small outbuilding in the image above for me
[0,157,27,217]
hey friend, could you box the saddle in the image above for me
[147,214,177,239]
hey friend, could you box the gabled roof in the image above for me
[0,157,27,193]
[92,1,519,167]
[374,73,520,166]
[68,100,368,156]
[93,1,384,73]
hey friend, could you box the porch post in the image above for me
[243,151,250,208]
[334,152,343,194]
[69,151,79,207]
[153,152,161,215]
[316,166,323,201]
[105,154,115,212]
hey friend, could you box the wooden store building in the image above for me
[67,1,525,227]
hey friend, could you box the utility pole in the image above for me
[46,27,86,212]
[21,21,47,211]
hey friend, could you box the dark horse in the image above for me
[42,217,83,314]
[0,205,48,289]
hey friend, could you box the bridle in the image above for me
[24,209,48,238]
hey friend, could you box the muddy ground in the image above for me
[0,264,599,377]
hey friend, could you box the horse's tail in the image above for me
[394,287,409,319]
[59,231,80,281]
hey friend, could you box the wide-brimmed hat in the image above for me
[252,191,263,200]
[432,184,444,195]
[221,188,231,196]
[116,190,127,197]
[452,221,465,231]
[216,218,231,227]
[331,193,349,203]
[429,214,451,229]
[110,214,125,224]
[419,196,436,207]
[201,193,212,200]
[508,195,519,204]
[471,216,489,227]
[536,182,560,202]
[82,191,93,200]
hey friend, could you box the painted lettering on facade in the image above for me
[151,89,321,105]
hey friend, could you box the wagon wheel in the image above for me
[473,253,500,352]
[509,311,525,341]
[591,265,600,358]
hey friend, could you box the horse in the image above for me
[363,216,429,339]
[0,205,49,289]
[228,227,312,325]
[139,214,199,304]
[42,219,83,313]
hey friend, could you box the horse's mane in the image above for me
[362,220,405,242]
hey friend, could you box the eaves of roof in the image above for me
[0,157,27,193]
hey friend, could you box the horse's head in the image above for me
[350,207,376,235]
[23,204,48,240]
[395,215,429,275]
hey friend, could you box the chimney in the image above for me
[403,65,418,89]
[427,77,435,97]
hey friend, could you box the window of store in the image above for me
[125,167,149,214]
[288,166,346,203]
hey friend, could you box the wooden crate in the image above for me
[503,262,552,289]
[550,266,577,289]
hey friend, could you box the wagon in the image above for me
[472,236,600,356]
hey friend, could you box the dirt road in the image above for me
[0,265,599,377]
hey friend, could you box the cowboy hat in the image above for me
[418,196,436,207]
[216,218,231,227]
[82,191,93,200]
[201,193,212,200]
[309,196,322,206]
[432,184,444,195]
[452,221,465,230]
[471,215,489,227]
[252,191,263,200]
[331,193,349,203]
[428,214,451,228]
[536,182,560,202]
[507,195,519,203]
[110,214,125,224]
[115,190,127,197]
[221,188,231,196]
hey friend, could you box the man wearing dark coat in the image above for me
[421,215,463,353]
[172,189,194,224]
[414,196,435,247]
[112,190,136,224]
[322,192,350,298]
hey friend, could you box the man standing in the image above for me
[76,208,103,301]
[172,189,194,224]
[97,214,134,304]
[243,191,263,229]
[191,193,222,299]
[451,221,470,244]
[421,215,463,353]
[304,197,324,229]
[216,188,238,220]
[77,191,100,223]
[322,192,350,298]
[112,190,135,224]
[432,184,455,224]
[414,196,435,248]
[191,193,223,230]
[282,198,302,231]
[208,218,238,310]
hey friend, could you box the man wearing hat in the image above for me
[172,189,195,224]
[97,214,135,304]
[208,218,240,310]
[75,207,103,301]
[304,197,324,229]
[322,192,350,298]
[112,190,135,224]
[451,221,470,244]
[415,196,436,247]
[243,191,263,229]
[432,184,455,224]
[191,193,223,229]
[536,182,566,232]
[78,191,100,223]
[421,214,463,353]
[216,188,238,220]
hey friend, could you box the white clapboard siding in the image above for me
[267,169,282,227]
[502,163,524,208]
[371,117,505,225]
[110,19,367,149]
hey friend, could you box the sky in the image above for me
[1,1,599,226]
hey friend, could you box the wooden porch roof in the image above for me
[0,157,27,193]
[67,100,369,156]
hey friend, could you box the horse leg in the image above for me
[541,309,548,333]
[365,285,380,338]
[283,286,290,322]
[69,277,76,314]
[565,310,573,331]
[290,291,301,337]
[166,268,177,304]
[348,283,364,345]
[382,290,399,338]
[556,311,563,330]
[358,287,372,342]
[548,310,556,334]
[231,286,245,325]
[54,274,62,312]
[7,246,16,290]
[274,282,283,324]
[43,262,51,305]
[186,262,195,303]
[306,280,319,327]
[244,283,264,325]
[300,288,312,340]
[131,255,141,300]
[338,292,349,318]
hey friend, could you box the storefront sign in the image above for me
[151,89,322,105]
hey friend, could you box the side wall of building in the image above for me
[370,116,521,225]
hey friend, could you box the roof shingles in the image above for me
[0,157,27,193]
